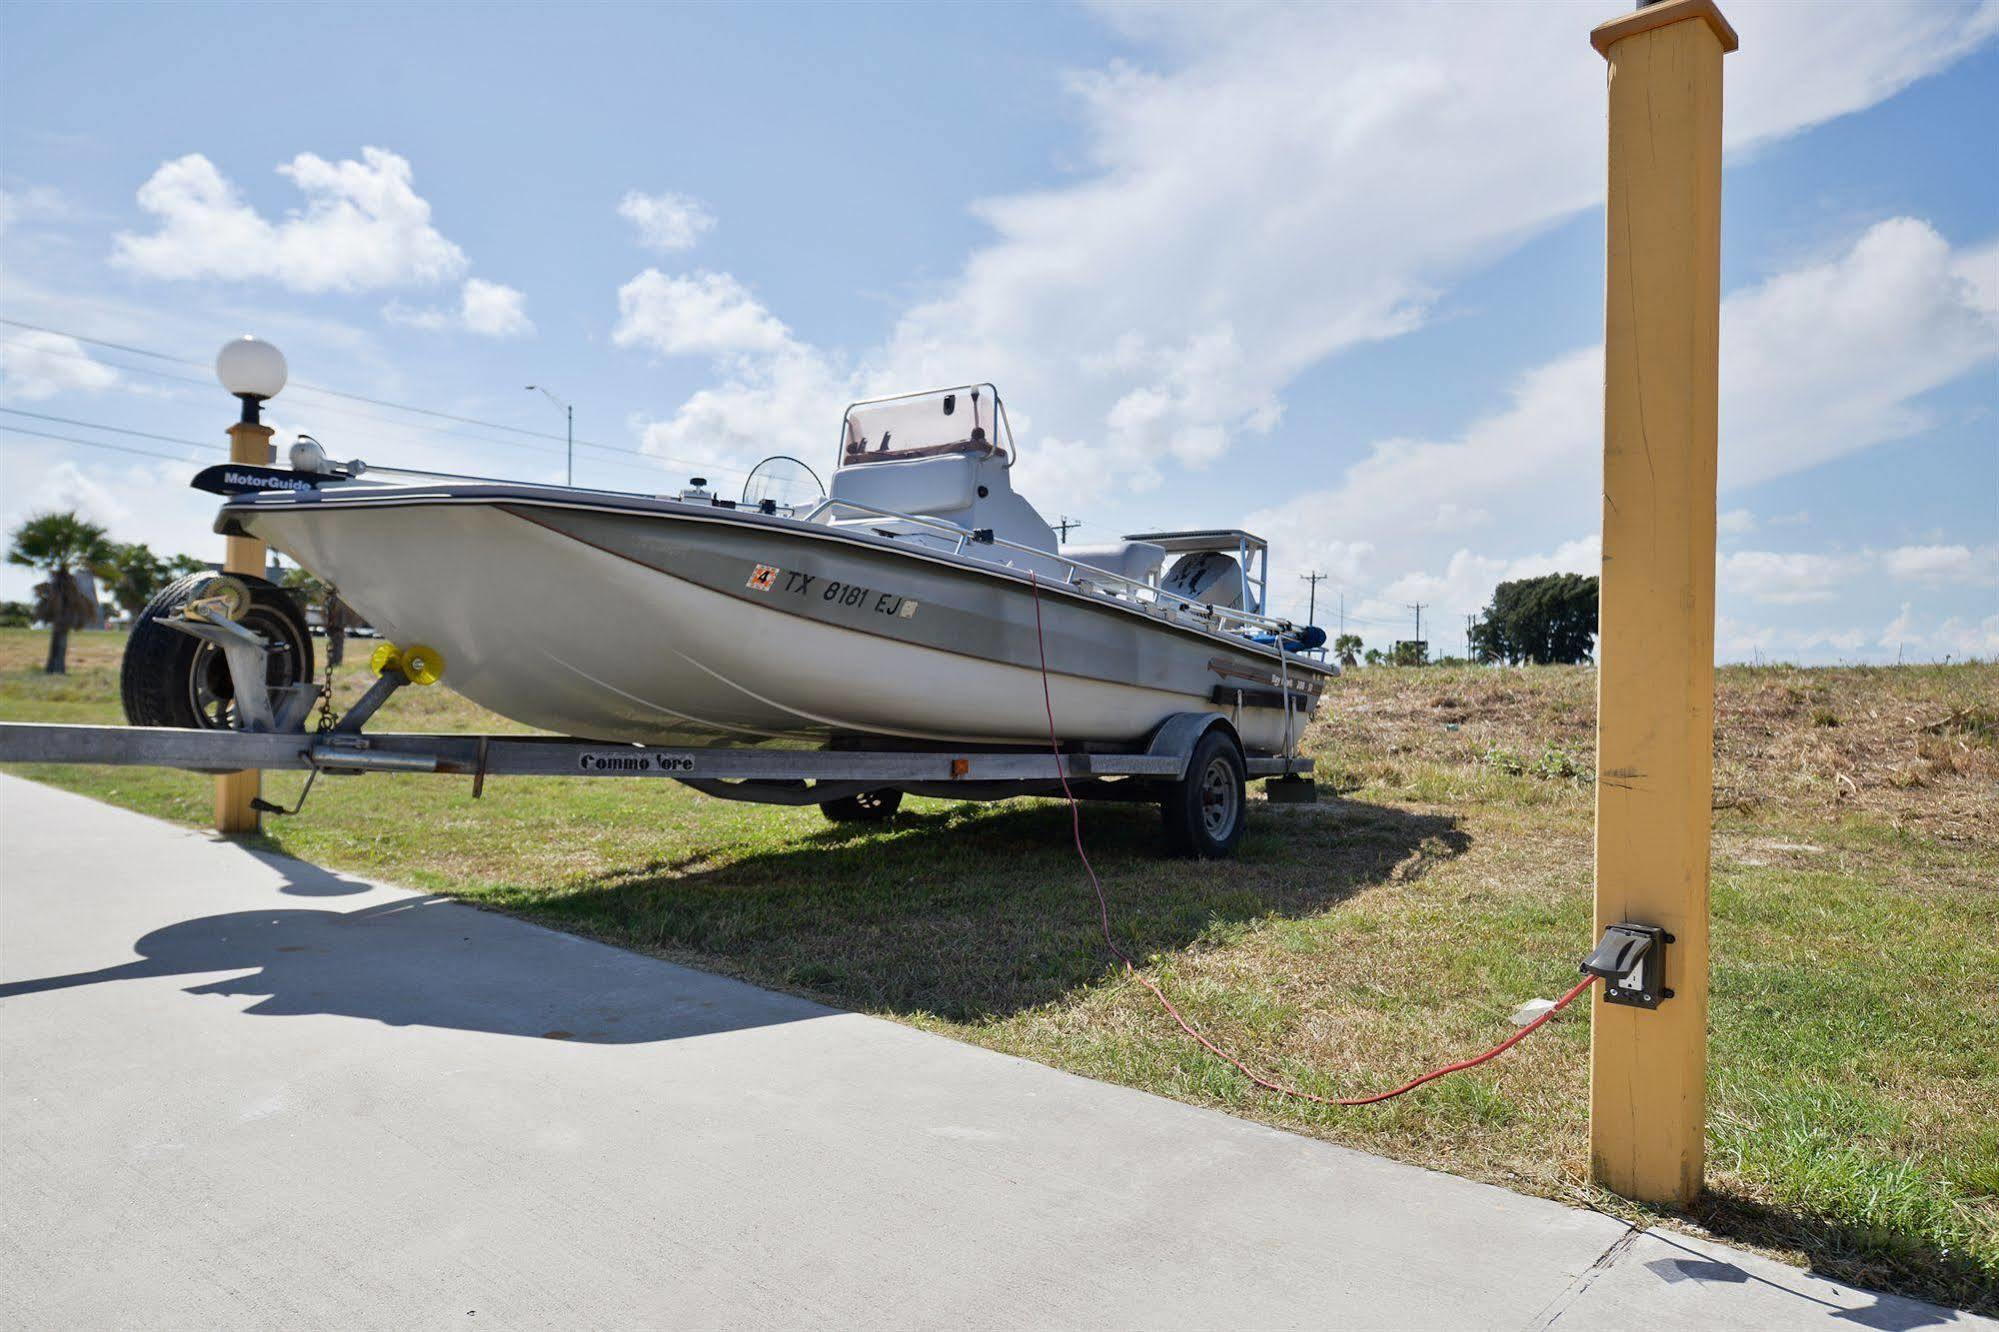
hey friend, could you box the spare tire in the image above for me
[122,572,315,729]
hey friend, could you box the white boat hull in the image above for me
[238,493,1326,752]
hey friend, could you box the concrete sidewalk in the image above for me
[0,773,1983,1330]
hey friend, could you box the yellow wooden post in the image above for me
[213,419,273,834]
[1588,0,1736,1206]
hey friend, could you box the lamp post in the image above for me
[213,334,287,834]
[526,384,573,486]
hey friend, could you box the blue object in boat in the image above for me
[1251,624,1327,653]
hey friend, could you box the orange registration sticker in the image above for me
[746,564,779,592]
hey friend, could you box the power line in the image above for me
[0,406,214,451]
[1,423,215,464]
[0,337,743,486]
[0,319,758,480]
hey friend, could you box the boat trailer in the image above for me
[0,588,1314,857]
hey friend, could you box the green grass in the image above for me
[3,628,1995,1312]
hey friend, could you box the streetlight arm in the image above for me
[525,384,575,486]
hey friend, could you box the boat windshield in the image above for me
[839,385,1012,468]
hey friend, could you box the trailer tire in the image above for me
[819,788,903,824]
[122,573,315,730]
[1160,728,1246,858]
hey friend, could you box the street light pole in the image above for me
[526,384,573,486]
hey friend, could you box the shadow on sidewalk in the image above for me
[0,854,821,1044]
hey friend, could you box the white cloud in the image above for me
[1718,508,1758,537]
[618,191,716,252]
[866,1,1995,502]
[1932,613,1999,657]
[1881,543,1990,584]
[1720,550,1870,605]
[614,270,794,358]
[7,458,133,532]
[1877,602,1999,658]
[1718,617,1871,662]
[0,183,68,237]
[635,345,851,478]
[1880,602,1919,649]
[459,279,533,337]
[1379,535,1602,617]
[614,3,1994,511]
[1246,218,1997,627]
[1720,218,1998,487]
[613,268,853,474]
[0,330,119,401]
[111,148,468,293]
[386,278,534,338]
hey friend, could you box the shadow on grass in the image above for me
[1685,1189,1998,1321]
[532,795,1470,1022]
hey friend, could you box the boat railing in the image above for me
[802,496,1299,640]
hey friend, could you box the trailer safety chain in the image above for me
[1026,572,1601,1107]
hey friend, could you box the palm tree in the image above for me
[1334,633,1363,669]
[7,511,115,674]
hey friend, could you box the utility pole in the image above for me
[1299,571,1327,627]
[1409,601,1425,652]
[1467,613,1475,664]
[1054,516,1083,541]
[1590,0,1735,1207]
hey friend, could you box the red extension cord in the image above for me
[1026,573,1598,1106]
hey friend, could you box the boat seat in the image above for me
[828,455,977,517]
[1060,540,1167,585]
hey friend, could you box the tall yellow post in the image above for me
[1588,0,1736,1206]
[213,418,273,834]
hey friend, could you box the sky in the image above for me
[1,0,1994,663]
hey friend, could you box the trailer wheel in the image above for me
[1161,729,1246,858]
[819,788,903,824]
[121,573,315,730]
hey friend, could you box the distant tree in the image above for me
[1470,573,1599,665]
[0,600,33,628]
[7,511,115,674]
[105,542,170,616]
[1333,633,1363,668]
[1390,640,1428,667]
[165,553,208,579]
[1363,647,1385,666]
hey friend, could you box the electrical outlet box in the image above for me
[1582,922,1674,1009]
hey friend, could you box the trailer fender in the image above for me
[1143,712,1241,780]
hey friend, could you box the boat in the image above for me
[196,385,1334,755]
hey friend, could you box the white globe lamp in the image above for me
[216,335,287,424]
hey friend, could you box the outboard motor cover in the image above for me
[1161,551,1244,610]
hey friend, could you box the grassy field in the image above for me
[2,627,1994,1311]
